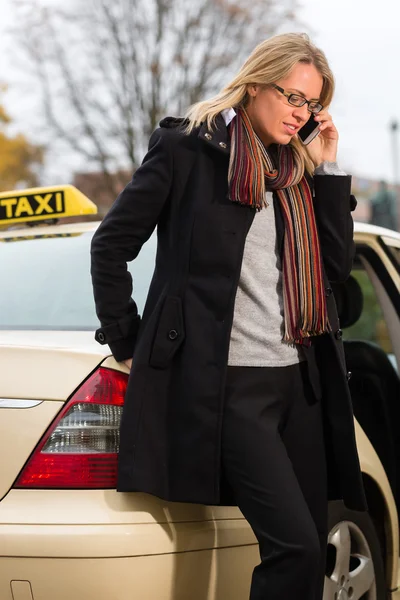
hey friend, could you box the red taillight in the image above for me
[14,367,128,489]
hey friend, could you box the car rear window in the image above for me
[0,229,156,330]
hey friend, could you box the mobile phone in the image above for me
[298,114,320,145]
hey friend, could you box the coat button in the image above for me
[97,331,106,343]
[335,329,343,340]
[204,133,212,140]
[168,329,179,340]
[325,287,333,296]
[347,371,352,381]
[219,142,227,148]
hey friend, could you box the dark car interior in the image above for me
[332,272,400,510]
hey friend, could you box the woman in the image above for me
[91,32,367,600]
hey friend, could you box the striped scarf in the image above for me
[228,107,331,346]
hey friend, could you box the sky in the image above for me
[295,0,400,184]
[0,0,399,184]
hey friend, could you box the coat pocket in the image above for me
[148,295,185,369]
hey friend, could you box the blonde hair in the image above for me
[184,33,335,175]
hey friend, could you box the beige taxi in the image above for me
[0,185,399,600]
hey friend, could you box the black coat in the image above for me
[90,114,368,512]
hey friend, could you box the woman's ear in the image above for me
[247,83,258,98]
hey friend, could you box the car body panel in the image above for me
[0,333,107,502]
[0,330,109,355]
[0,401,63,502]
[354,221,400,240]
[0,341,105,401]
[351,228,400,595]
[0,220,98,239]
[0,489,244,526]
[1,210,400,598]
[1,517,256,559]
[355,420,399,591]
[0,548,258,600]
[355,231,400,291]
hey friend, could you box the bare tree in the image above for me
[12,0,298,196]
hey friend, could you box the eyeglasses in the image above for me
[272,84,323,114]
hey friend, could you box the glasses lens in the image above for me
[309,103,323,114]
[288,94,305,107]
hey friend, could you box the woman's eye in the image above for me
[290,95,303,105]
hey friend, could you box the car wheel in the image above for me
[323,501,387,600]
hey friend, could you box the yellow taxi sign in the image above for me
[0,185,97,226]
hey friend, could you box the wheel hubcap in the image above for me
[323,520,376,600]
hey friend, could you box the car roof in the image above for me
[0,220,101,239]
[354,221,400,241]
[0,218,399,243]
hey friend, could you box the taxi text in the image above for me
[0,191,65,220]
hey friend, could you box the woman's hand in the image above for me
[123,358,132,370]
[305,110,338,167]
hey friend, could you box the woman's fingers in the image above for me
[319,119,333,130]
[314,112,338,138]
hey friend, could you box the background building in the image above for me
[71,169,400,233]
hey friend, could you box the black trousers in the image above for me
[221,361,328,600]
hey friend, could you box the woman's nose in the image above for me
[292,105,310,123]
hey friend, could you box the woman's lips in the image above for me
[283,123,298,135]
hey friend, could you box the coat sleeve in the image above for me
[90,127,173,361]
[312,174,357,283]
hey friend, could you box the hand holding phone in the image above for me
[297,110,339,165]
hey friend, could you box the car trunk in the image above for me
[0,331,109,501]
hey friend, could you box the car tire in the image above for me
[323,500,387,600]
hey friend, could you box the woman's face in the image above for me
[245,62,324,147]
